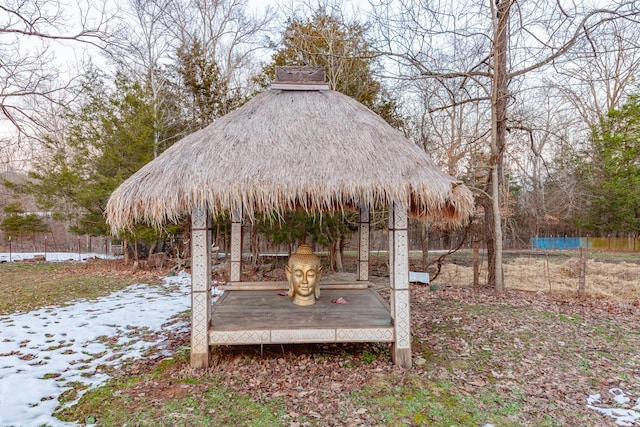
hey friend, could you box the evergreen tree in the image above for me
[25,68,184,237]
[0,202,50,244]
[260,8,404,129]
[176,38,247,130]
[577,94,640,234]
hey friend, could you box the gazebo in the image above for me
[106,66,473,369]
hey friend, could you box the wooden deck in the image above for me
[209,287,394,345]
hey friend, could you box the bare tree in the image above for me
[0,0,113,133]
[370,0,640,291]
[504,87,583,241]
[106,0,178,158]
[551,17,640,127]
[163,0,274,95]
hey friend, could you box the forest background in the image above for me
[1,0,640,289]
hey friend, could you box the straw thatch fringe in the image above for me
[106,88,474,234]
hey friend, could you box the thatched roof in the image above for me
[106,84,474,233]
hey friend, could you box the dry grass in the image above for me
[432,255,640,303]
[0,259,162,314]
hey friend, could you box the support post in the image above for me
[388,209,394,320]
[578,247,586,297]
[190,205,212,368]
[357,205,370,281]
[389,201,412,368]
[230,204,243,282]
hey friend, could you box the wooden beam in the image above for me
[389,201,412,368]
[230,204,243,282]
[357,205,370,281]
[190,205,211,368]
[218,280,371,291]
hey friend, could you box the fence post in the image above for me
[578,247,586,297]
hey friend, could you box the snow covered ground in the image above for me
[0,254,194,426]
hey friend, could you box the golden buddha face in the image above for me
[286,244,322,306]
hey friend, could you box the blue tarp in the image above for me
[531,237,581,250]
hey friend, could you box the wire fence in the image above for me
[0,235,119,256]
[531,237,640,252]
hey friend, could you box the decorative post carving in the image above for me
[191,205,211,368]
[388,206,395,320]
[357,205,370,281]
[389,201,412,368]
[230,203,243,282]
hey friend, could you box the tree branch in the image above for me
[428,96,491,113]
[509,7,639,79]
[372,50,492,80]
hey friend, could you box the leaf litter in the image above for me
[97,256,640,426]
[2,253,640,426]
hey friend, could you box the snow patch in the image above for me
[587,388,640,426]
[0,270,197,427]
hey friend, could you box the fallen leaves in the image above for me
[60,255,640,425]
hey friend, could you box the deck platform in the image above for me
[209,287,394,345]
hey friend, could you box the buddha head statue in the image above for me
[285,244,322,306]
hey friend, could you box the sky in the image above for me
[1,252,639,425]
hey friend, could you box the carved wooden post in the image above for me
[357,205,370,281]
[190,205,211,368]
[230,204,243,283]
[389,201,412,368]
[388,207,395,320]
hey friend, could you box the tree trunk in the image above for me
[485,0,510,292]
[473,240,480,287]
[328,239,336,271]
[250,223,260,268]
[123,237,130,264]
[335,235,344,272]
[442,229,451,250]
[148,240,156,258]
[420,222,430,271]
[214,224,220,261]
[183,219,192,261]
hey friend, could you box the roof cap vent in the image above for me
[271,66,329,91]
